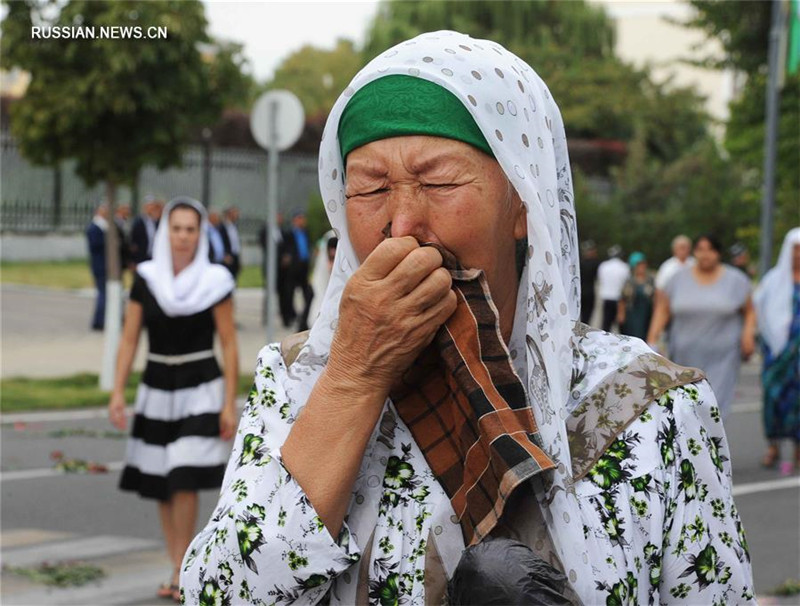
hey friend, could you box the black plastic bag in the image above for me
[446,537,576,605]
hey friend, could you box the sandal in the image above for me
[157,583,178,599]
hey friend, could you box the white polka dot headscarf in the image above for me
[306,30,591,596]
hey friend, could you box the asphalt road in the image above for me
[1,285,798,604]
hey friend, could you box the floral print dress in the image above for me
[180,339,754,605]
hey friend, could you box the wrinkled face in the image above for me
[693,237,720,271]
[793,244,800,272]
[673,238,691,261]
[169,207,201,259]
[345,136,527,304]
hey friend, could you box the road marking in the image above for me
[732,476,800,496]
[1,461,123,482]
[2,459,797,500]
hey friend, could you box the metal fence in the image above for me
[0,128,320,238]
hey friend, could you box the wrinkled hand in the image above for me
[108,392,128,431]
[329,237,458,393]
[220,406,237,441]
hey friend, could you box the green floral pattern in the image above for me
[580,383,753,604]
[181,343,754,604]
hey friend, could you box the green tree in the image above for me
[606,136,757,263]
[685,0,800,263]
[1,0,249,198]
[205,39,258,111]
[725,72,800,255]
[1,0,250,387]
[684,1,772,73]
[264,39,362,120]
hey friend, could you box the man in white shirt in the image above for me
[655,234,694,291]
[597,245,630,332]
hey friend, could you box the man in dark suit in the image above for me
[86,203,109,330]
[259,211,294,327]
[282,209,314,331]
[220,205,242,279]
[207,208,227,265]
[579,240,600,326]
[129,196,163,266]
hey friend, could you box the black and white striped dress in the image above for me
[119,275,232,501]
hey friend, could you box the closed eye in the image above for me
[424,183,460,190]
[346,188,389,199]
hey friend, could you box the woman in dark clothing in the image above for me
[617,251,655,340]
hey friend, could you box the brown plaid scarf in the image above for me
[390,243,555,547]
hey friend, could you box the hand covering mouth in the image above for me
[390,237,555,546]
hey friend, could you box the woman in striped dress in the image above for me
[108,196,238,601]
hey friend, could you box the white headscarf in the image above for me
[308,229,337,328]
[284,30,597,596]
[137,197,234,317]
[754,227,800,355]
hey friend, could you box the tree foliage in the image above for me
[685,1,771,74]
[264,39,362,120]
[0,0,250,187]
[725,72,800,251]
[686,0,800,263]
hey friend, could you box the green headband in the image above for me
[338,75,493,161]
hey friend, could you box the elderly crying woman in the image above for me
[181,32,754,605]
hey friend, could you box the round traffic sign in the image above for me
[250,90,305,152]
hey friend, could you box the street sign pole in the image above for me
[760,0,785,277]
[266,101,279,345]
[249,90,304,345]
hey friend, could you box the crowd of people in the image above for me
[583,231,798,470]
[87,197,343,339]
[86,198,245,331]
[88,30,798,606]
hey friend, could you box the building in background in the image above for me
[592,0,741,136]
